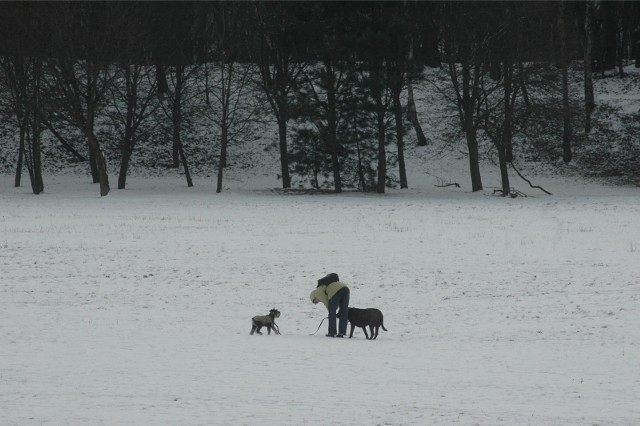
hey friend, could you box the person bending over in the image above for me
[310,273,350,338]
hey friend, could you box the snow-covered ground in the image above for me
[2,148,639,425]
[2,63,640,425]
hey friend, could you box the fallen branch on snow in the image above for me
[435,182,461,188]
[509,162,552,195]
[434,176,461,189]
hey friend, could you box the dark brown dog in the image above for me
[346,307,387,340]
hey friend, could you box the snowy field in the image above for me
[1,157,639,425]
[2,63,640,426]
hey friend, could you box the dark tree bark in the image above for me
[370,66,387,194]
[157,64,193,187]
[453,58,483,192]
[1,55,45,193]
[443,2,484,192]
[406,79,427,146]
[406,44,428,147]
[584,0,595,133]
[29,60,44,194]
[323,60,342,193]
[559,1,573,164]
[171,66,192,187]
[112,65,158,190]
[116,67,137,190]
[41,123,86,162]
[252,3,307,189]
[498,61,516,196]
[200,4,256,193]
[171,66,184,169]
[15,126,25,188]
[216,107,228,193]
[391,69,408,189]
[599,2,617,74]
[42,3,115,196]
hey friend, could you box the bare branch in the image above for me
[509,161,552,195]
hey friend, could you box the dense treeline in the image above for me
[0,1,638,195]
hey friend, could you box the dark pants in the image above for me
[328,287,350,336]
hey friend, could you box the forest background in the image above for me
[1,1,639,197]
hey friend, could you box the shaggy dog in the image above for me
[346,307,387,340]
[250,308,281,335]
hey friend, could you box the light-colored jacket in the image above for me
[309,281,348,309]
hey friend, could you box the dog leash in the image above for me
[310,317,328,335]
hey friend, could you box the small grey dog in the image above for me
[346,307,387,340]
[250,308,281,335]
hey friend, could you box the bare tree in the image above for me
[109,63,159,189]
[584,0,595,133]
[442,3,493,192]
[297,59,350,193]
[1,56,45,193]
[368,62,393,194]
[203,3,257,193]
[389,62,408,189]
[46,56,113,196]
[406,71,428,146]
[157,64,200,187]
[558,1,573,163]
[483,58,518,197]
[43,4,123,196]
[252,3,306,189]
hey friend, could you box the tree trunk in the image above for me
[31,98,43,194]
[602,2,617,72]
[118,67,135,190]
[499,62,515,196]
[375,91,386,194]
[584,0,595,133]
[173,107,192,188]
[170,66,192,187]
[325,61,342,193]
[31,133,44,195]
[156,63,168,95]
[118,144,132,190]
[216,112,228,194]
[498,144,510,197]
[172,66,184,168]
[518,62,531,113]
[463,62,483,192]
[406,80,428,146]
[561,66,572,164]
[376,117,386,194]
[617,28,625,78]
[27,60,44,195]
[559,1,573,163]
[356,140,366,192]
[465,122,483,192]
[118,114,135,190]
[354,114,367,192]
[88,141,100,183]
[24,120,44,194]
[15,126,25,187]
[406,43,428,147]
[277,111,291,189]
[393,87,408,189]
[178,144,193,187]
[87,131,110,196]
[44,124,86,162]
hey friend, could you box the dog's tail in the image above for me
[381,319,388,332]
